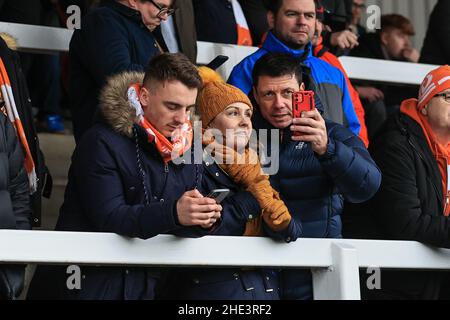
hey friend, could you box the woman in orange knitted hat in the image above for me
[196,66,302,238]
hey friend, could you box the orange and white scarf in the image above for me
[127,84,193,164]
[0,58,37,194]
[231,0,253,46]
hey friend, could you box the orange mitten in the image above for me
[262,197,292,231]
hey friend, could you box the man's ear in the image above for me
[139,86,150,109]
[128,0,138,9]
[380,31,389,47]
[267,11,275,30]
[252,86,259,104]
[300,83,305,91]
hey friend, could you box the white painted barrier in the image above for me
[2,230,450,300]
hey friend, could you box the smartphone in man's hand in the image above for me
[292,91,315,119]
[206,189,230,204]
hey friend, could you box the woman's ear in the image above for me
[421,107,428,116]
[300,83,306,91]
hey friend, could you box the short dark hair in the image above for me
[380,14,415,36]
[263,0,319,15]
[263,0,284,14]
[143,53,202,89]
[252,53,303,88]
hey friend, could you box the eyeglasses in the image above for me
[148,0,175,18]
[434,93,450,103]
[353,2,366,9]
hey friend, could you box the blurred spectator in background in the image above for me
[313,3,369,146]
[319,0,358,56]
[348,0,366,37]
[239,0,270,46]
[344,65,450,300]
[420,0,450,65]
[0,0,41,90]
[193,0,252,46]
[352,14,419,63]
[0,0,65,133]
[29,0,65,133]
[155,0,197,63]
[350,14,420,140]
[69,0,172,142]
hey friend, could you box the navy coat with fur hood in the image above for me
[28,71,261,300]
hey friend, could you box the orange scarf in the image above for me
[127,84,193,164]
[230,0,253,46]
[0,58,37,194]
[401,98,450,216]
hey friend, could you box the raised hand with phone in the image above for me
[291,90,328,156]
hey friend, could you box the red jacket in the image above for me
[314,38,369,147]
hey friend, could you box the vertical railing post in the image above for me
[312,242,361,300]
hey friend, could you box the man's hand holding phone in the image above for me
[177,189,222,229]
[291,91,328,156]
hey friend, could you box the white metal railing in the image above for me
[2,230,450,300]
[1,22,449,301]
[0,22,440,84]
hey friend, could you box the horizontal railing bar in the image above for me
[1,230,450,271]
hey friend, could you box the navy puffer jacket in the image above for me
[252,109,381,299]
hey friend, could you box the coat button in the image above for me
[286,237,292,242]
[125,270,129,275]
[215,173,219,177]
[205,162,210,166]
[193,279,199,284]
[160,199,165,203]
[233,273,239,279]
[248,215,253,220]
[129,186,136,191]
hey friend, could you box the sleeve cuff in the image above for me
[317,139,336,161]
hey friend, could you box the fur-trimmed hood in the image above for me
[0,33,17,50]
[99,71,144,137]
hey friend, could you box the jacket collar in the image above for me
[262,31,313,60]
[395,113,444,205]
[251,108,291,146]
[101,0,143,25]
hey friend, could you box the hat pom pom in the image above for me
[198,66,224,87]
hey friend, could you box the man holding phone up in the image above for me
[251,52,381,300]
